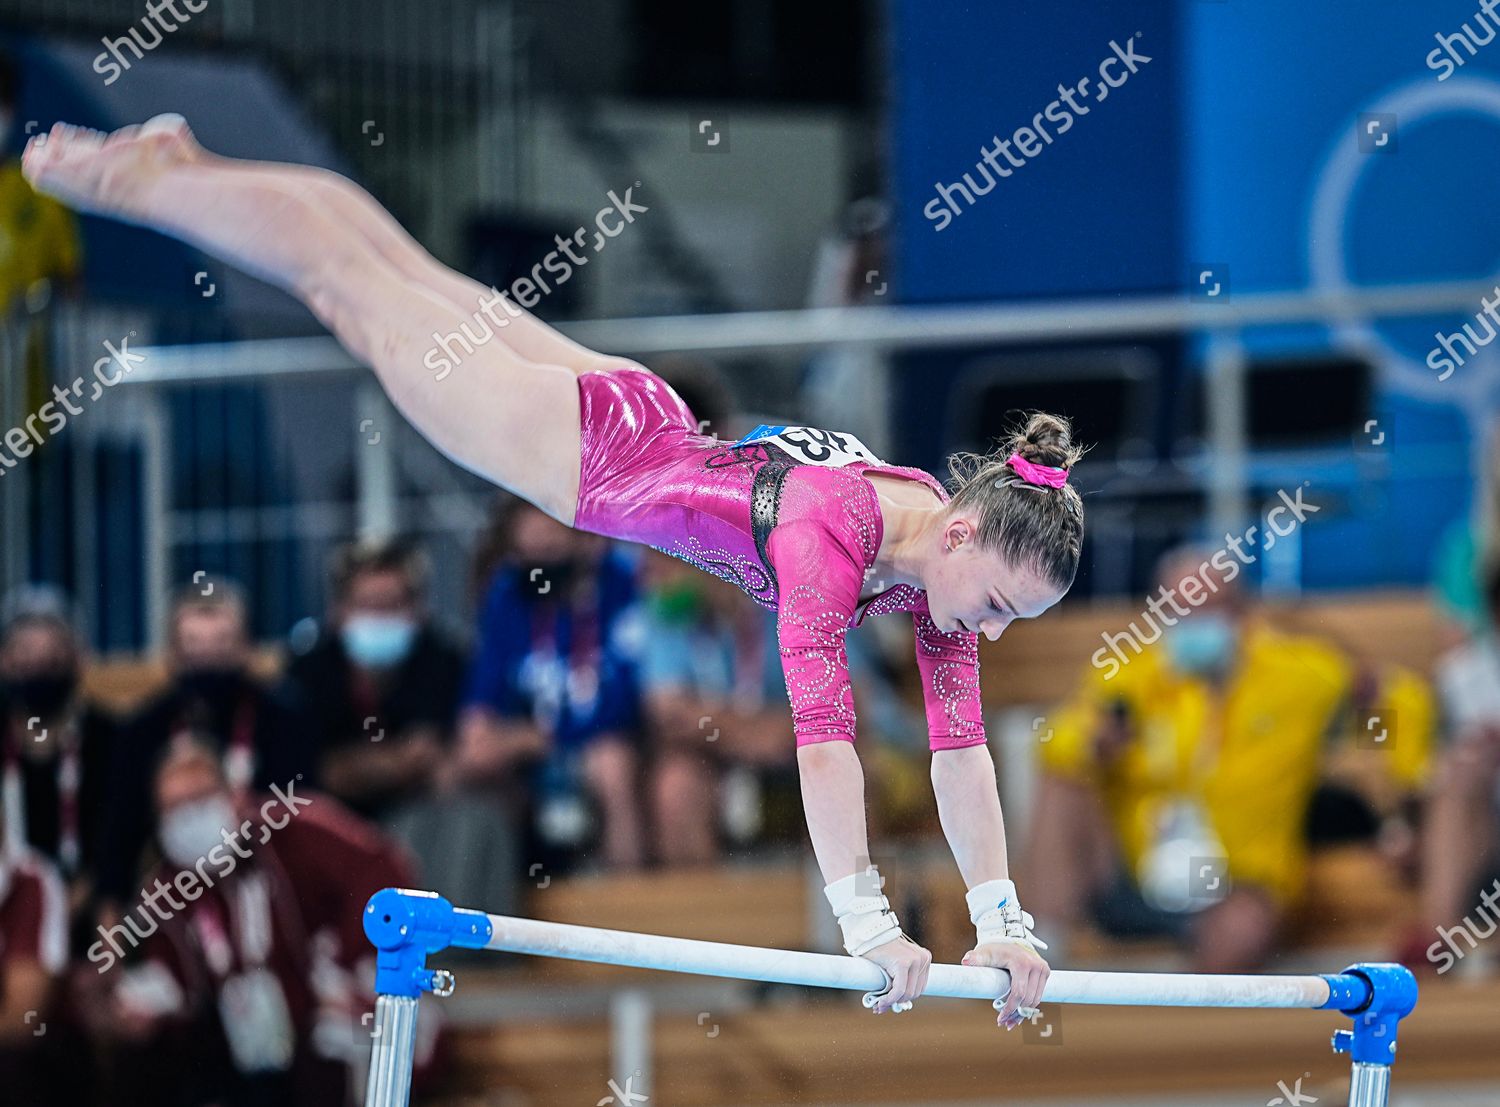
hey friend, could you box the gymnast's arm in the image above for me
[915,613,1051,1027]
[765,519,878,885]
[770,521,932,1011]
[911,611,1011,887]
[931,744,1011,887]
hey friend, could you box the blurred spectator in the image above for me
[99,582,313,907]
[105,736,425,1107]
[1024,547,1351,972]
[1432,416,1499,645]
[0,587,114,930]
[284,538,465,821]
[0,50,81,311]
[0,49,81,468]
[1304,661,1435,884]
[1413,562,1500,978]
[636,549,794,864]
[455,496,647,872]
[0,835,68,1106]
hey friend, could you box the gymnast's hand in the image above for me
[964,941,1050,1030]
[862,933,932,1014]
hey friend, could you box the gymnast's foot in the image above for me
[21,114,200,222]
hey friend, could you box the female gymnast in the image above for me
[24,116,1085,1030]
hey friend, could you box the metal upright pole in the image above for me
[1348,1062,1392,1107]
[364,994,420,1107]
[362,889,494,1107]
[1328,964,1418,1107]
[1205,328,1250,540]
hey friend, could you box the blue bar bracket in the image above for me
[1320,962,1419,1066]
[365,887,495,998]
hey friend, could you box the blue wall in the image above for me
[890,0,1500,593]
[891,0,1181,302]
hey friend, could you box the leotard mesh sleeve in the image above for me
[912,604,987,752]
[766,519,862,747]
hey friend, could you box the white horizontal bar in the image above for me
[562,278,1488,355]
[482,914,1335,1010]
[126,278,1491,383]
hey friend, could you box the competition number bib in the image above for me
[734,424,885,468]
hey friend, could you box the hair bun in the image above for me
[1007,412,1082,471]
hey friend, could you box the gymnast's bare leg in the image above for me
[23,115,610,526]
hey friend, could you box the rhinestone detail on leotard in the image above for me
[572,364,988,753]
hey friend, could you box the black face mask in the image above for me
[175,665,246,706]
[4,670,78,719]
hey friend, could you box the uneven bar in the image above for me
[481,912,1350,1009]
[363,889,1417,1107]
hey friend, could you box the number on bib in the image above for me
[733,424,885,468]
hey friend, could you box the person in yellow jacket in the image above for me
[0,52,82,428]
[1024,547,1351,972]
[0,150,80,309]
[0,54,80,310]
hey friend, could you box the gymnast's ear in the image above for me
[943,515,979,552]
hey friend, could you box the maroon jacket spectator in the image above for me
[106,738,427,1107]
[99,582,315,906]
[0,849,69,1106]
[0,587,116,937]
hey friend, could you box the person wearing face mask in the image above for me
[0,588,115,924]
[106,736,428,1107]
[98,583,314,911]
[0,591,112,1106]
[1024,546,1353,973]
[283,538,465,822]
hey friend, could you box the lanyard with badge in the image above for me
[172,694,257,795]
[523,584,602,733]
[523,579,607,846]
[1,717,81,874]
[193,870,297,1073]
[1135,686,1232,914]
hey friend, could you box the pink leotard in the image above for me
[573,365,985,753]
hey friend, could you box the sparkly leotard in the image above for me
[573,365,985,752]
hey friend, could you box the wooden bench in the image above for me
[83,648,286,716]
[512,864,813,982]
[972,588,1446,708]
[435,971,1500,1104]
[501,842,1414,989]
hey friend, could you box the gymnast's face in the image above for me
[926,517,1065,640]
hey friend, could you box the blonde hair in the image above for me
[943,412,1087,591]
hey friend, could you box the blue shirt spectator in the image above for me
[465,546,644,752]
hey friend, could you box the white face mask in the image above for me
[340,612,417,669]
[160,795,237,867]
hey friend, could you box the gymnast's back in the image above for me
[571,364,946,614]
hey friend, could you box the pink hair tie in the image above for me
[1005,453,1069,488]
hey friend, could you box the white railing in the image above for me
[123,276,1497,628]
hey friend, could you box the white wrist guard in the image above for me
[967,878,1048,953]
[824,868,904,957]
